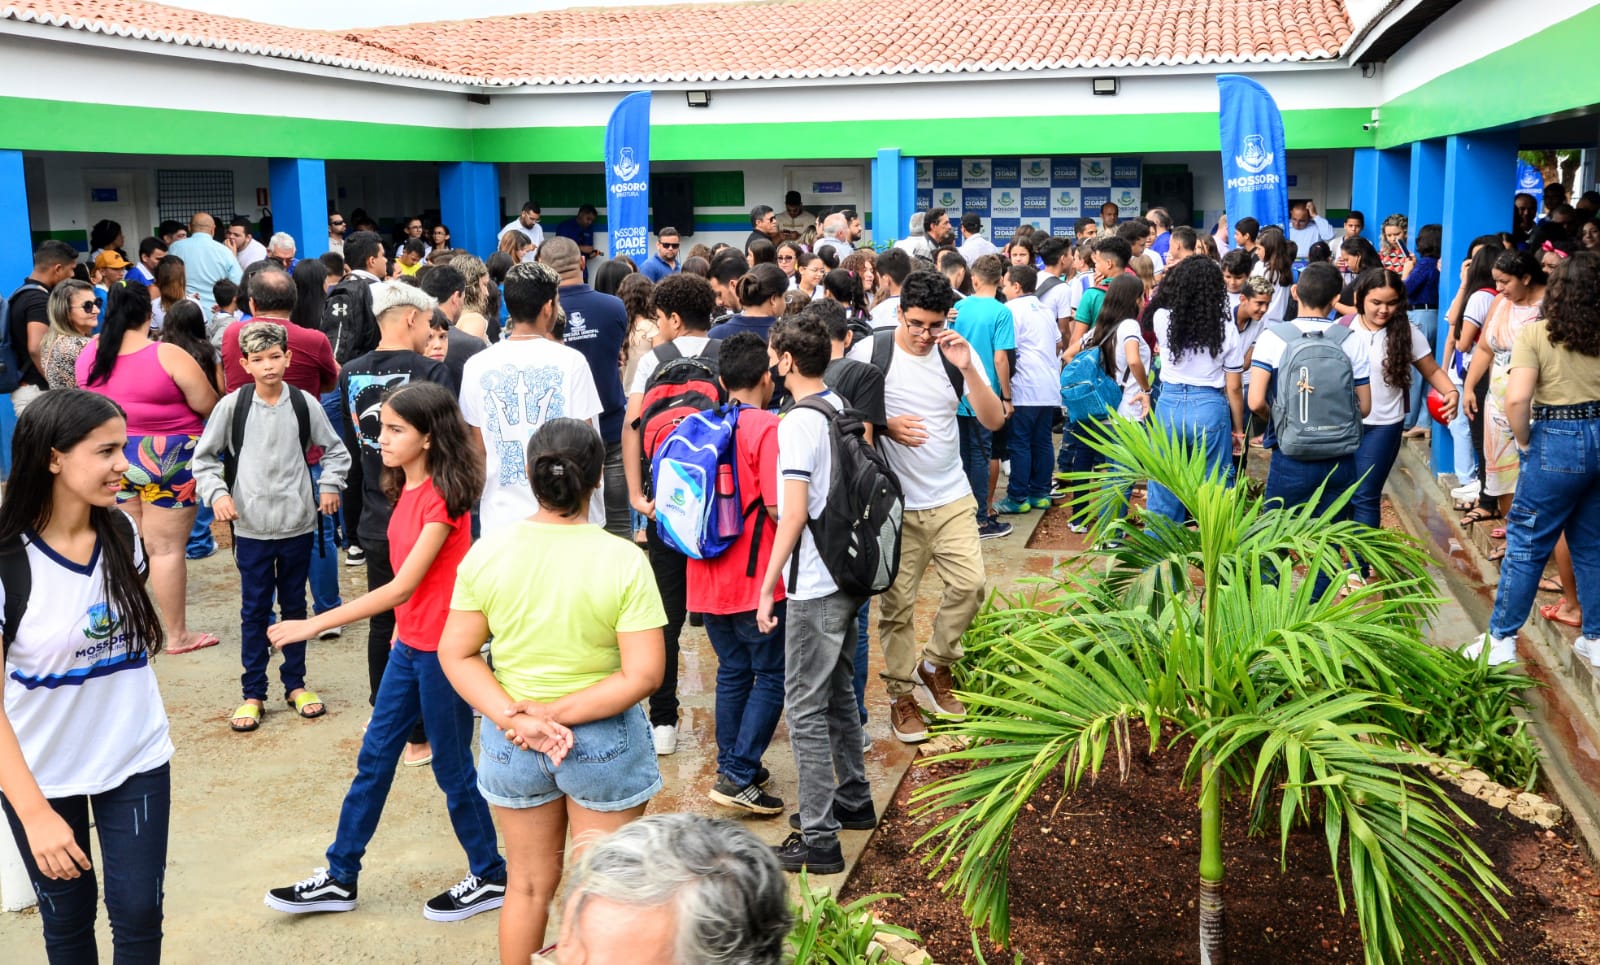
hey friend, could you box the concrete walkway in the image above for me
[0,507,1060,963]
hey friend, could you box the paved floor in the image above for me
[0,508,1058,963]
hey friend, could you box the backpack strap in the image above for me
[0,534,30,659]
[1320,323,1353,347]
[869,332,963,403]
[223,384,256,495]
[654,340,683,366]
[701,337,722,360]
[289,387,312,456]
[785,396,839,591]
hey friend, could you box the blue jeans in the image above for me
[1264,449,1357,599]
[704,606,787,787]
[326,642,504,886]
[1448,402,1476,481]
[308,463,342,615]
[1403,310,1438,431]
[958,415,993,518]
[2,764,170,965]
[236,532,313,702]
[186,503,215,558]
[1352,422,1404,530]
[1489,419,1600,640]
[1146,384,1232,524]
[1007,405,1055,503]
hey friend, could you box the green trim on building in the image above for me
[1378,6,1600,148]
[0,93,1372,161]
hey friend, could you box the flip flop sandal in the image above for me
[1538,577,1564,593]
[1540,603,1583,629]
[168,632,222,656]
[1459,507,1503,526]
[1487,545,1507,562]
[288,691,327,719]
[1490,527,1507,540]
[230,703,262,733]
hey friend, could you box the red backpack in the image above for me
[636,339,726,491]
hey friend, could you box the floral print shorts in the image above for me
[118,434,199,508]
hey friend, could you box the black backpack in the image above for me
[787,396,904,599]
[869,329,964,407]
[322,276,378,364]
[1,510,139,656]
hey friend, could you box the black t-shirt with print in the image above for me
[337,349,454,543]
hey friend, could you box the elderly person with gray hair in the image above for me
[533,814,791,964]
[814,212,853,259]
[267,231,297,269]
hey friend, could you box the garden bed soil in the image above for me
[848,725,1600,964]
[1027,496,1406,553]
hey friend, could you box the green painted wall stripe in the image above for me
[1378,6,1600,148]
[0,93,1371,162]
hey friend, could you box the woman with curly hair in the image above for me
[839,249,878,309]
[1464,252,1600,666]
[1378,212,1409,274]
[1345,269,1458,573]
[1144,256,1247,523]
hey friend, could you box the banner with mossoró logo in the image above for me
[913,155,1139,240]
[604,90,651,261]
[1217,74,1287,230]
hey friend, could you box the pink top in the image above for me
[75,343,204,436]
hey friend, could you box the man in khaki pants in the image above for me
[849,270,1007,742]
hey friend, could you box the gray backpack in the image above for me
[1268,321,1362,460]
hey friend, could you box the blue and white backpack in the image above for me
[650,403,764,565]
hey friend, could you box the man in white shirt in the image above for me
[814,214,853,259]
[956,213,1000,265]
[868,248,912,329]
[1247,262,1371,526]
[848,270,1005,744]
[327,212,346,253]
[500,201,545,249]
[227,217,268,270]
[1329,210,1365,278]
[1288,200,1337,265]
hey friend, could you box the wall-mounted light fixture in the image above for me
[1091,77,1119,96]
[686,90,711,108]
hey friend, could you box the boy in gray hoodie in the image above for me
[194,321,351,733]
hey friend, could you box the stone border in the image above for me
[1428,761,1565,828]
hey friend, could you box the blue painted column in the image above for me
[0,149,30,476]
[269,158,329,260]
[1350,147,1410,244]
[872,149,914,246]
[440,162,500,261]
[1407,139,1452,472]
[1440,128,1518,475]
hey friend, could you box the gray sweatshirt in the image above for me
[193,385,351,541]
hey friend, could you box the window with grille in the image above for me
[156,169,235,223]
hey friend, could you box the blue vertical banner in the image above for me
[605,91,651,261]
[1217,74,1288,228]
[1515,158,1544,210]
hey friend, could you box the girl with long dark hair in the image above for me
[1465,252,1600,665]
[438,417,666,965]
[0,390,170,962]
[75,282,218,655]
[1254,225,1296,322]
[1345,269,1458,571]
[822,268,869,322]
[1144,257,1246,523]
[291,258,329,332]
[266,381,508,923]
[711,263,789,341]
[160,299,223,394]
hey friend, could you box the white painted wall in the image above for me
[28,152,270,240]
[1379,0,1591,101]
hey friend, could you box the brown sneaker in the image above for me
[914,662,966,718]
[889,695,929,743]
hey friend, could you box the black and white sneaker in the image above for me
[264,868,357,914]
[345,545,366,566]
[423,873,506,922]
[773,831,845,875]
[708,776,785,816]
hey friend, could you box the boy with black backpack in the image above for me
[623,272,724,757]
[758,314,881,874]
[1247,261,1371,527]
[193,322,350,733]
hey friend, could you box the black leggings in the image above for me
[645,522,688,727]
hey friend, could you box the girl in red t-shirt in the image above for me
[262,381,515,923]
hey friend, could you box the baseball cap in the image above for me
[961,212,983,233]
[94,250,132,269]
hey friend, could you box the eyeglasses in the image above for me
[777,254,796,262]
[905,320,947,335]
[79,299,102,312]
[660,242,680,249]
[330,220,345,227]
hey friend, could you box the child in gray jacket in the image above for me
[193,321,351,733]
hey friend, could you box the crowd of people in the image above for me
[2,180,1599,962]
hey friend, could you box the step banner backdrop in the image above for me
[915,156,1141,240]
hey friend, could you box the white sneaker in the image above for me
[1461,633,1518,666]
[652,724,678,756]
[317,626,341,640]
[1450,480,1481,500]
[1574,637,1600,668]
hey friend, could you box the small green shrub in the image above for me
[786,871,919,964]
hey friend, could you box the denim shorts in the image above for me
[476,704,661,811]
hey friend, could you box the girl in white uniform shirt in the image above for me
[0,390,172,964]
[1145,258,1247,524]
[1346,269,1459,572]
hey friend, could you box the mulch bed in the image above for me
[848,725,1600,964]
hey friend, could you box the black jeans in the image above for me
[2,764,171,964]
[646,521,688,727]
[363,537,426,746]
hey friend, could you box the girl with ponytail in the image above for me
[265,381,509,924]
[437,416,668,964]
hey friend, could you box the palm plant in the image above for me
[914,417,1527,965]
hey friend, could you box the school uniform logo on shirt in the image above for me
[13,602,141,691]
[565,311,592,342]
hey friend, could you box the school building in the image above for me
[0,0,1597,472]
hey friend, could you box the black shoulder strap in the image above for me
[786,395,840,592]
[289,387,312,456]
[0,534,30,657]
[870,332,893,376]
[655,340,683,366]
[702,337,723,360]
[940,353,965,402]
[224,384,255,494]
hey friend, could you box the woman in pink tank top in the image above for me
[76,282,221,654]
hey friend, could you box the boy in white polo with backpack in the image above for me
[1247,261,1371,588]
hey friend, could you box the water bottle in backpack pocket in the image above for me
[650,404,746,559]
[1267,322,1362,460]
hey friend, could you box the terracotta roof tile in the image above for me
[2,0,1354,87]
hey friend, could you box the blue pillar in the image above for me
[872,149,912,246]
[1350,148,1410,244]
[0,149,29,476]
[269,158,329,260]
[440,162,500,261]
[1408,139,1452,473]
